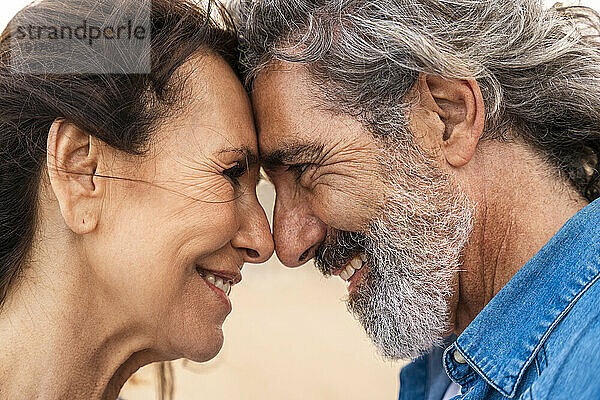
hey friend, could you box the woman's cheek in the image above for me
[210,201,239,237]
[177,179,240,236]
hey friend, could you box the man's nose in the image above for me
[272,194,327,267]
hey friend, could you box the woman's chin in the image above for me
[173,327,225,363]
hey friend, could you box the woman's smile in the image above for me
[195,265,243,310]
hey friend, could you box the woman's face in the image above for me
[88,54,273,362]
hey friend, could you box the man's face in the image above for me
[253,64,475,359]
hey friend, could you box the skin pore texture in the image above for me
[253,62,589,359]
[0,53,273,399]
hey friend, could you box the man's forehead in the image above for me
[253,61,312,94]
[252,61,370,167]
[252,63,321,120]
[253,73,327,156]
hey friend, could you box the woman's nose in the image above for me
[231,193,274,264]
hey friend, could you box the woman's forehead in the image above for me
[155,54,258,157]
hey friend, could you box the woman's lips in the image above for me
[199,269,232,295]
[196,267,238,310]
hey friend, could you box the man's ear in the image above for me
[46,119,102,234]
[416,74,485,167]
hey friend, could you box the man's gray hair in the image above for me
[237,0,600,201]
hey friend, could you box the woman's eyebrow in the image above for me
[261,143,325,170]
[216,146,259,167]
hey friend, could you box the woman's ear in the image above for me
[415,74,486,167]
[46,119,103,234]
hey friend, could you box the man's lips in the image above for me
[315,228,368,276]
[332,253,367,290]
[346,266,368,293]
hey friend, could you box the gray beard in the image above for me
[345,144,474,360]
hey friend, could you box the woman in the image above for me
[0,0,273,398]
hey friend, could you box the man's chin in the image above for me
[350,307,448,361]
[346,271,450,361]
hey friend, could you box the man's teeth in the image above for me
[198,270,232,295]
[339,255,366,282]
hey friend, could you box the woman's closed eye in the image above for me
[222,162,248,188]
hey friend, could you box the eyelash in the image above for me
[222,162,248,187]
[286,163,312,180]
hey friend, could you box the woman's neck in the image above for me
[0,258,157,400]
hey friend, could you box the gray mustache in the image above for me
[314,229,370,276]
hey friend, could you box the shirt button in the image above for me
[453,350,467,364]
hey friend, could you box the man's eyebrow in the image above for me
[261,143,325,169]
[216,146,259,167]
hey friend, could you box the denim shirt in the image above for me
[400,198,600,400]
[399,336,456,400]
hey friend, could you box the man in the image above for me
[237,1,600,399]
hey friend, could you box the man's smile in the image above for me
[333,253,367,292]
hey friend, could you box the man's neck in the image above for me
[451,140,589,333]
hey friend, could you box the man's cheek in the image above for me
[311,185,383,232]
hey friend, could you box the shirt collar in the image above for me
[447,198,600,398]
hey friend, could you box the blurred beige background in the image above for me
[119,181,404,400]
